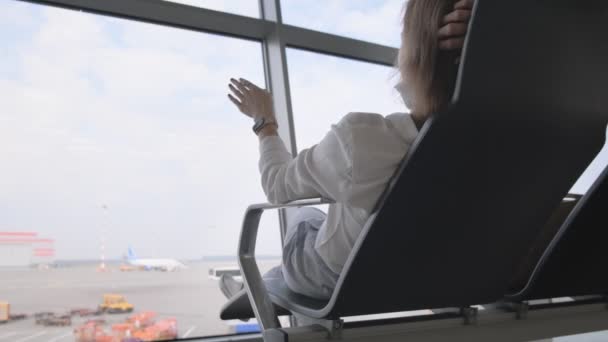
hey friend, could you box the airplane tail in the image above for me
[127,246,137,261]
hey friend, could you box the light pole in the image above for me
[97,204,108,272]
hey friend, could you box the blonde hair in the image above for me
[399,0,459,116]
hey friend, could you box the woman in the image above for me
[224,0,474,300]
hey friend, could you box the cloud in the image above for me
[164,0,260,18]
[281,0,405,47]
[0,1,274,259]
[0,1,40,29]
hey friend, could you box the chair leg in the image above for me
[292,313,344,339]
[460,306,479,325]
[263,328,289,342]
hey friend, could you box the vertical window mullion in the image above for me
[260,0,297,245]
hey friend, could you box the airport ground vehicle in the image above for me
[132,318,177,341]
[0,303,23,324]
[127,311,157,328]
[71,308,103,317]
[99,294,134,313]
[119,264,139,272]
[73,319,106,342]
[35,312,72,326]
[74,313,176,342]
[9,313,27,320]
[34,311,54,324]
[0,302,8,323]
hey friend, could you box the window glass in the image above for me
[164,0,260,18]
[287,48,405,150]
[281,0,403,47]
[0,1,280,340]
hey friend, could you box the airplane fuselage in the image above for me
[128,258,186,272]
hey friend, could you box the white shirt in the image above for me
[259,112,419,274]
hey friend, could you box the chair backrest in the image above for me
[509,164,608,301]
[322,0,608,318]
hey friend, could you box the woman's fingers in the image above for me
[438,22,467,39]
[454,0,474,10]
[438,0,473,52]
[228,84,245,101]
[239,78,257,90]
[230,78,249,94]
[442,9,471,25]
[227,77,275,120]
[227,94,243,111]
[439,37,465,51]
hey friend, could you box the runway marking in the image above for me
[183,326,196,338]
[14,331,47,342]
[48,331,72,342]
[0,332,17,340]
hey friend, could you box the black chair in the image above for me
[221,0,608,338]
[507,164,608,302]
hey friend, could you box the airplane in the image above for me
[124,246,187,272]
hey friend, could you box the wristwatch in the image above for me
[252,117,277,134]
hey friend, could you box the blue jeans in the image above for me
[264,207,339,300]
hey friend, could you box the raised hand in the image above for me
[438,0,474,51]
[227,78,276,122]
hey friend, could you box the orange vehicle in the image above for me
[155,318,178,340]
[127,311,156,328]
[0,302,8,323]
[73,320,106,342]
[94,336,113,342]
[132,318,177,341]
[119,264,137,272]
[111,323,135,341]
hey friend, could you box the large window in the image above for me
[0,1,281,340]
[3,0,608,341]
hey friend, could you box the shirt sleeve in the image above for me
[258,122,353,204]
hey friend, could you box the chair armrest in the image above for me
[237,197,334,331]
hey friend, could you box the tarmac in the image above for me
[2,261,602,342]
[0,260,281,341]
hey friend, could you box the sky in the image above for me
[1,0,606,261]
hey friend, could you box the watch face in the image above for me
[253,117,266,133]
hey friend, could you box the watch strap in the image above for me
[253,117,277,134]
